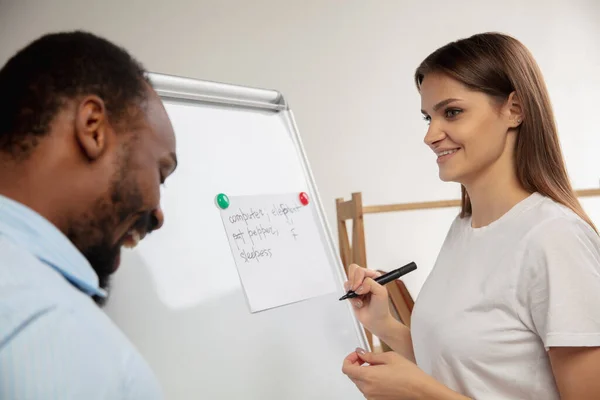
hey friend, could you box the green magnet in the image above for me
[216,193,230,210]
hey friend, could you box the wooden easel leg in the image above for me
[351,193,367,268]
[337,194,377,351]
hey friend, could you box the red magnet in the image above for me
[299,192,309,206]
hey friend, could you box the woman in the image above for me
[342,32,600,399]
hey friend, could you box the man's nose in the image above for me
[151,206,165,231]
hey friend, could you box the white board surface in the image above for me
[103,73,367,400]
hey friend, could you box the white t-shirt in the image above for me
[411,192,600,399]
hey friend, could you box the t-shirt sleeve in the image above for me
[517,216,600,348]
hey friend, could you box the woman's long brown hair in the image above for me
[414,32,597,233]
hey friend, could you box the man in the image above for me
[0,31,177,398]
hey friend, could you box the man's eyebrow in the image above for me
[421,98,462,114]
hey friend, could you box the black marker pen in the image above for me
[339,261,417,301]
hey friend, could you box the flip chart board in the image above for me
[103,73,368,400]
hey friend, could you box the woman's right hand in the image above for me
[344,264,393,337]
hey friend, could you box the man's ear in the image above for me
[74,95,111,160]
[506,91,524,128]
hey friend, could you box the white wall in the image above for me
[1,0,599,297]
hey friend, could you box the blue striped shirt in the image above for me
[0,194,163,399]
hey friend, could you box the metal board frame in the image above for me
[148,71,369,351]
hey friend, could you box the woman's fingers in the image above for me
[346,264,359,289]
[345,264,382,293]
[355,277,386,298]
[352,268,366,291]
[352,270,381,293]
[346,264,363,291]
[352,297,364,309]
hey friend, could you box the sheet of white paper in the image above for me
[218,192,337,312]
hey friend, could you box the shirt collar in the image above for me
[0,194,106,298]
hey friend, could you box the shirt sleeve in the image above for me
[0,306,123,400]
[517,216,600,349]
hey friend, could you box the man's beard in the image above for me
[67,159,150,307]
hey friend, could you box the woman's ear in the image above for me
[506,91,523,128]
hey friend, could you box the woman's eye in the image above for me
[445,108,462,118]
[422,115,431,124]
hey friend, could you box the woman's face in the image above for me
[419,72,521,186]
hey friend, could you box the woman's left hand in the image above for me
[342,348,428,399]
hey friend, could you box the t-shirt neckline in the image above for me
[467,192,543,235]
